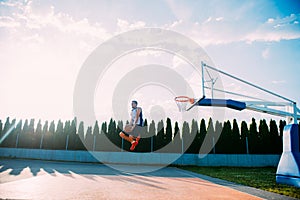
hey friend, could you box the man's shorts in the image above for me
[121,125,143,137]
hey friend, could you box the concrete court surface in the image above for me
[0,159,293,200]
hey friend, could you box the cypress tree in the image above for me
[55,120,65,150]
[41,120,49,149]
[214,120,223,154]
[155,120,164,151]
[187,119,199,153]
[269,119,280,154]
[3,117,10,135]
[160,118,172,152]
[259,119,269,154]
[207,118,214,154]
[279,120,286,152]
[48,120,55,149]
[92,121,100,151]
[165,118,172,145]
[77,121,85,150]
[78,121,84,140]
[1,117,10,147]
[67,119,77,150]
[218,121,231,154]
[116,120,123,134]
[198,118,207,154]
[214,120,228,153]
[19,119,29,148]
[2,117,10,137]
[3,118,16,148]
[149,120,156,136]
[107,119,118,151]
[26,119,35,149]
[240,121,249,154]
[136,119,151,152]
[101,121,107,134]
[98,121,108,151]
[14,120,22,148]
[85,126,93,151]
[108,118,116,135]
[64,121,70,135]
[63,120,71,150]
[207,118,214,135]
[249,118,259,154]
[35,120,42,149]
[171,121,181,153]
[144,119,148,127]
[148,120,156,152]
[226,120,233,153]
[182,121,191,153]
[28,119,35,133]
[232,119,241,154]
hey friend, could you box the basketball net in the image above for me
[174,96,195,112]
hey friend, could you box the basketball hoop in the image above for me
[174,96,195,112]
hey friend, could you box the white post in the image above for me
[15,133,19,148]
[211,78,217,99]
[246,137,249,154]
[151,136,153,152]
[211,82,214,99]
[181,136,184,154]
[286,104,294,125]
[212,136,215,154]
[201,61,205,97]
[40,134,44,149]
[93,135,96,151]
[293,103,298,124]
[65,135,69,150]
[121,138,124,152]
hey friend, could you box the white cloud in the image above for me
[21,33,44,43]
[3,1,110,41]
[215,17,224,21]
[203,17,212,24]
[244,30,300,43]
[271,80,286,84]
[5,1,297,47]
[203,17,224,24]
[244,13,300,43]
[117,19,146,32]
[170,19,183,28]
[267,18,274,23]
[162,13,300,46]
[262,48,270,59]
[0,1,22,7]
[0,16,20,28]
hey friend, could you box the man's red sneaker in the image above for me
[130,140,139,151]
[136,135,141,142]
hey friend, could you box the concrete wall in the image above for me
[0,148,281,167]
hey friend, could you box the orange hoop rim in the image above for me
[174,96,195,104]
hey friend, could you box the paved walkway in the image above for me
[0,159,294,200]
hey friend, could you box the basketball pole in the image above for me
[195,62,300,187]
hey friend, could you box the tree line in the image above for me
[0,117,297,154]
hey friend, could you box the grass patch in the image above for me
[178,166,300,199]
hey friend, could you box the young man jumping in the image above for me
[119,100,143,151]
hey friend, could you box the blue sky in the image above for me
[0,0,299,125]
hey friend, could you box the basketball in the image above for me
[124,124,133,132]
